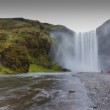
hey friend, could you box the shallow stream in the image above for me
[0,72,92,110]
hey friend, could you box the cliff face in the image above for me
[0,18,70,74]
[96,20,110,71]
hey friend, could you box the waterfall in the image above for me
[50,30,99,72]
[74,30,99,72]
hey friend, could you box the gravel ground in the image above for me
[75,72,110,110]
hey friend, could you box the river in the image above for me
[0,72,93,110]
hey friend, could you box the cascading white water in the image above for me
[74,30,99,72]
[50,30,99,72]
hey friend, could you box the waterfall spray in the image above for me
[50,30,99,72]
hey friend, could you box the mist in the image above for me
[49,19,110,72]
[50,29,99,72]
[50,30,75,71]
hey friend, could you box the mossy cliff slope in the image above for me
[0,18,67,74]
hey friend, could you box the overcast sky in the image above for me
[0,0,110,32]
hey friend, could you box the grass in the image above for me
[0,63,61,74]
[0,64,15,74]
[29,64,61,72]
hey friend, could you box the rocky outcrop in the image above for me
[96,20,110,71]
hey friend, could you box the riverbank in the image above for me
[75,72,110,110]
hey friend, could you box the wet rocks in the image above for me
[61,68,71,72]
[69,90,75,94]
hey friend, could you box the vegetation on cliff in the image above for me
[0,18,63,74]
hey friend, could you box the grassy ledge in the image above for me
[29,64,61,72]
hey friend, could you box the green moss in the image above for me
[0,64,15,74]
[51,64,61,71]
[29,64,61,72]
[29,64,50,72]
[1,44,30,73]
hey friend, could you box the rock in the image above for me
[61,68,71,72]
[93,106,98,109]
[69,90,75,93]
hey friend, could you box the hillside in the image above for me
[0,18,70,74]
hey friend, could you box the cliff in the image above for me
[96,19,110,71]
[0,18,70,74]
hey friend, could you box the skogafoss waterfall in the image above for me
[74,31,99,72]
[50,30,99,72]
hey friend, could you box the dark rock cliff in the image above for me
[97,20,110,71]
